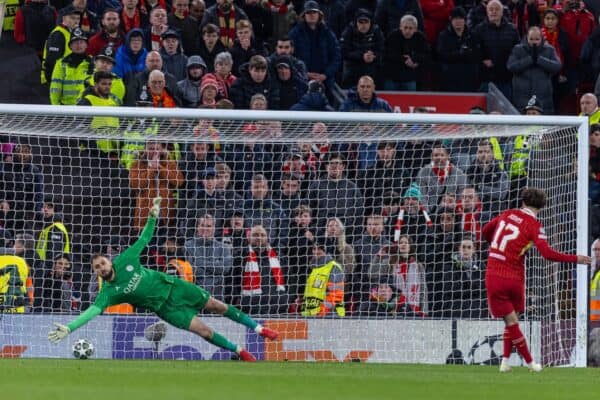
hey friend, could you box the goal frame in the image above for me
[0,104,590,366]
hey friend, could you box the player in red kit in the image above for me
[482,188,592,372]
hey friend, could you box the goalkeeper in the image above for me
[48,198,278,361]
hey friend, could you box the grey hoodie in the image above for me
[177,55,207,108]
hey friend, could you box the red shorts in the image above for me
[485,275,525,318]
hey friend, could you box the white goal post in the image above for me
[0,104,590,366]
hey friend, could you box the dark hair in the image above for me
[277,36,294,46]
[327,152,346,164]
[94,70,114,82]
[202,23,219,35]
[91,253,106,262]
[591,123,600,134]
[521,187,547,209]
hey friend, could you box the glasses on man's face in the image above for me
[150,80,165,84]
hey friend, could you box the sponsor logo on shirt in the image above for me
[126,265,134,272]
[124,272,142,294]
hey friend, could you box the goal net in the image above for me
[0,105,589,366]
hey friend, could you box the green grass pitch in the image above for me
[2,359,599,400]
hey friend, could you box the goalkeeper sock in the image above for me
[207,331,239,353]
[503,327,512,358]
[224,304,258,330]
[507,323,533,364]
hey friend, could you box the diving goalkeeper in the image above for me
[48,198,278,361]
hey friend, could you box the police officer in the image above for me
[83,45,125,105]
[40,5,80,84]
[49,28,92,105]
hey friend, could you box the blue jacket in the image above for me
[113,29,148,80]
[289,21,341,84]
[290,92,335,111]
[339,89,392,112]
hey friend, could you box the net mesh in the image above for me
[0,109,583,365]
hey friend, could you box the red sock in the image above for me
[503,327,512,358]
[507,323,532,364]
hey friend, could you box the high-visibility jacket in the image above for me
[489,137,505,170]
[0,255,30,313]
[591,270,600,321]
[581,109,600,125]
[509,135,530,178]
[82,73,126,105]
[79,90,122,153]
[98,276,134,314]
[2,0,19,31]
[36,222,70,261]
[41,24,71,84]
[120,118,181,169]
[301,260,345,317]
[50,55,91,105]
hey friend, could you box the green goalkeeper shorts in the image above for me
[156,279,211,330]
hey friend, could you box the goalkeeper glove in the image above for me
[48,322,70,344]
[150,197,162,218]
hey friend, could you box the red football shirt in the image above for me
[482,208,577,282]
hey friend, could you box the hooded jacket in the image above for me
[113,29,148,79]
[177,55,208,108]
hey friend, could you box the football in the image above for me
[72,339,95,360]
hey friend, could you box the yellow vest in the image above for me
[2,0,19,31]
[0,255,29,313]
[36,222,71,261]
[83,73,126,106]
[41,25,71,84]
[581,109,600,125]
[489,137,505,170]
[509,135,529,178]
[82,92,122,153]
[591,270,600,321]
[120,119,181,169]
[301,260,345,317]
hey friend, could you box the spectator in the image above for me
[33,196,71,265]
[0,143,44,233]
[265,2,297,51]
[374,0,424,37]
[167,0,188,31]
[240,224,289,315]
[40,5,80,84]
[184,214,233,300]
[13,0,57,58]
[201,0,249,48]
[383,14,430,91]
[466,139,509,211]
[581,92,600,124]
[324,216,356,280]
[561,0,595,82]
[241,0,273,47]
[436,6,479,92]
[120,0,148,34]
[198,24,227,73]
[318,0,346,38]
[124,50,180,106]
[180,0,206,54]
[340,75,392,115]
[67,0,99,35]
[215,162,245,220]
[83,46,126,105]
[179,142,220,203]
[421,0,454,46]
[50,29,92,106]
[291,79,335,111]
[359,141,404,214]
[77,70,117,108]
[289,0,342,91]
[229,55,280,109]
[590,124,600,204]
[392,183,434,253]
[221,211,247,298]
[340,9,384,88]
[416,142,469,211]
[308,152,364,238]
[87,9,124,57]
[153,235,194,282]
[14,233,36,275]
[363,235,427,316]
[268,36,308,81]
[472,0,519,101]
[354,213,391,293]
[213,51,236,98]
[113,28,148,80]
[274,172,305,216]
[344,0,377,23]
[300,234,346,317]
[243,174,287,249]
[160,29,188,81]
[286,205,317,297]
[541,9,569,113]
[146,69,182,106]
[229,19,268,76]
[39,254,79,313]
[507,26,562,114]
[507,0,540,38]
[272,55,308,110]
[449,236,484,318]
[143,7,169,51]
[455,186,489,242]
[140,0,167,16]
[178,55,208,108]
[581,23,600,86]
[129,141,184,232]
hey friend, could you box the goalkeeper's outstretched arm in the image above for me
[48,305,103,343]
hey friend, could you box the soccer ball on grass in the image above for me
[72,339,95,359]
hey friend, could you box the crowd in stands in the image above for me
[0,0,598,318]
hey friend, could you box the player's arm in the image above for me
[47,294,109,343]
[533,227,585,264]
[482,215,500,243]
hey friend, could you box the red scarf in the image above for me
[456,200,482,241]
[393,205,432,242]
[242,245,284,295]
[542,27,564,64]
[394,257,425,316]
[150,88,177,108]
[122,8,141,33]
[431,162,452,184]
[150,30,162,51]
[217,6,236,48]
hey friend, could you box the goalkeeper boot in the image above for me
[499,358,512,373]
[239,349,257,362]
[259,327,279,341]
[528,361,543,372]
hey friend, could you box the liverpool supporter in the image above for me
[482,187,591,372]
[286,205,316,297]
[240,0,272,48]
[265,2,296,51]
[392,184,434,256]
[167,0,189,32]
[272,55,307,110]
[13,0,57,58]
[113,28,148,79]
[143,7,169,51]
[197,24,227,73]
[465,139,509,212]
[87,9,123,57]
[201,0,249,48]
[40,5,80,84]
[290,79,334,111]
[267,36,308,81]
[66,0,99,35]
[50,29,92,105]
[359,141,404,214]
[229,55,280,109]
[124,50,179,106]
[180,0,205,55]
[160,29,188,81]
[120,0,148,33]
[229,19,267,76]
[374,0,423,36]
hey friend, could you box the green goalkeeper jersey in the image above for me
[67,215,176,332]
